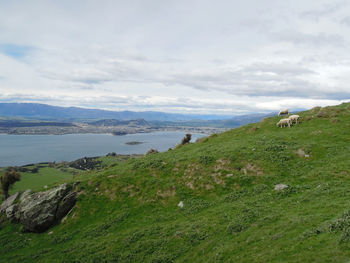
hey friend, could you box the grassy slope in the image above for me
[1,103,350,262]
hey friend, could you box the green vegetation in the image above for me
[0,168,21,198]
[1,103,350,262]
[9,166,74,194]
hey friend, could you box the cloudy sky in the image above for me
[0,0,350,115]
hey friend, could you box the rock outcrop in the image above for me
[0,184,76,233]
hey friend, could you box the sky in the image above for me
[0,0,350,115]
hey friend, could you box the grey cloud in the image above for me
[0,1,350,114]
[273,31,345,47]
[340,16,350,26]
[163,62,323,98]
[243,63,316,76]
[322,92,350,100]
[300,1,345,21]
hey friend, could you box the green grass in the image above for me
[0,155,132,198]
[9,166,75,194]
[1,103,350,262]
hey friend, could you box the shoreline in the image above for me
[0,126,225,136]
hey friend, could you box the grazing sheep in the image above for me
[276,118,291,128]
[278,109,289,116]
[288,114,300,124]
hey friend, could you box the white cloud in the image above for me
[0,0,349,115]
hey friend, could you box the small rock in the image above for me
[226,174,233,177]
[275,184,289,191]
[178,201,184,208]
[304,154,310,158]
[48,231,53,235]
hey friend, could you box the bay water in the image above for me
[0,132,206,167]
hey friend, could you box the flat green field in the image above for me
[10,166,74,194]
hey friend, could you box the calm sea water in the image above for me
[0,132,206,167]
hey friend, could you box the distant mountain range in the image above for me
[149,113,274,128]
[0,102,278,128]
[0,103,234,121]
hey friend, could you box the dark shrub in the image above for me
[1,168,21,199]
[199,155,215,164]
[146,149,159,155]
[181,134,191,145]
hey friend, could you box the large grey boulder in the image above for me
[1,184,76,233]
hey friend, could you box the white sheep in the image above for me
[278,109,289,116]
[288,114,300,125]
[276,118,291,128]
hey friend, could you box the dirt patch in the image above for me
[122,185,136,197]
[305,116,313,121]
[184,163,200,177]
[310,106,322,113]
[317,111,329,118]
[186,181,195,190]
[205,184,214,190]
[242,163,263,176]
[249,126,259,133]
[107,174,119,178]
[331,118,340,123]
[157,187,176,198]
[104,189,117,200]
[310,130,322,135]
[150,169,158,177]
[210,172,226,186]
[214,159,231,172]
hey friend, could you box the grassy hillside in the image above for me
[1,103,350,262]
